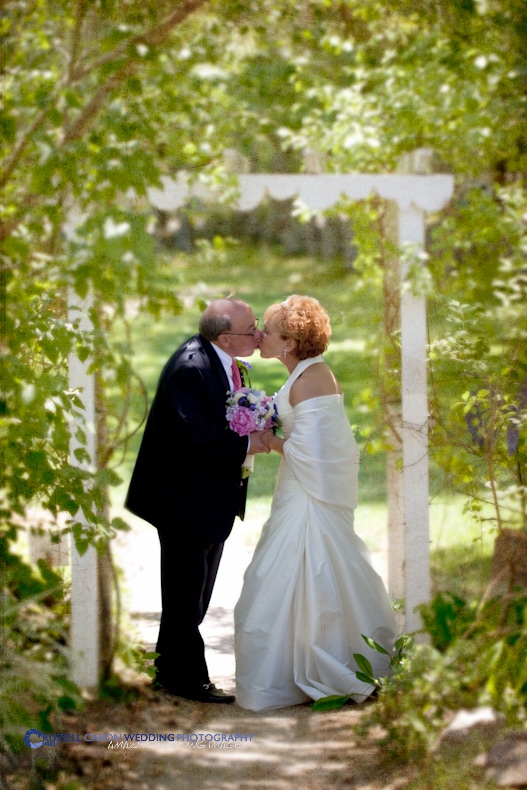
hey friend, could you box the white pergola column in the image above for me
[68,294,100,689]
[390,202,431,635]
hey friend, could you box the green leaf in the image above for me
[110,516,131,533]
[57,696,79,711]
[353,652,374,678]
[361,634,390,656]
[37,705,54,734]
[312,695,350,711]
[73,538,90,556]
[356,671,376,685]
[142,652,160,661]
[0,113,17,143]
[73,447,91,464]
[394,634,413,653]
[54,489,79,515]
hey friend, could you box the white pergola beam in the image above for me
[147,173,454,215]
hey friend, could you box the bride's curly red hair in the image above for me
[265,295,332,360]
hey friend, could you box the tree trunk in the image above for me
[95,362,117,681]
[492,529,527,592]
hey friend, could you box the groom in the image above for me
[125,298,269,703]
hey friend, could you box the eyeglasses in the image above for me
[221,319,259,337]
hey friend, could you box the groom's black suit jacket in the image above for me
[125,334,249,543]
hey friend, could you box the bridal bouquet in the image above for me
[226,388,278,477]
[226,388,278,437]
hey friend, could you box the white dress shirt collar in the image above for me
[211,342,236,390]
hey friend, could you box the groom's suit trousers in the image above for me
[155,528,224,687]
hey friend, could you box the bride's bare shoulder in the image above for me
[290,362,341,406]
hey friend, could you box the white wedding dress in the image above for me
[234,355,398,711]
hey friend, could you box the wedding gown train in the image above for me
[234,355,398,711]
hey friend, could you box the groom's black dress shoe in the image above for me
[155,680,235,704]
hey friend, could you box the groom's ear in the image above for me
[214,333,231,353]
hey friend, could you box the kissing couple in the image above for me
[126,295,397,709]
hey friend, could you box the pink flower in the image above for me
[229,408,257,436]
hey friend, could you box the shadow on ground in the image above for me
[11,682,406,790]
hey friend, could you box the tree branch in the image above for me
[0,193,41,243]
[0,109,49,190]
[68,0,88,84]
[62,62,133,144]
[70,0,210,83]
[2,0,210,241]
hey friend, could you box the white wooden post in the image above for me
[382,198,406,632]
[68,294,100,689]
[386,150,441,636]
[392,202,431,636]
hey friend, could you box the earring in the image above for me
[283,348,287,358]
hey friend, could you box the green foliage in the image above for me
[312,632,414,711]
[356,590,527,765]
[273,0,527,177]
[0,548,83,753]
[427,186,527,533]
[1,3,200,568]
[3,0,526,567]
[1,0,228,756]
[420,592,477,652]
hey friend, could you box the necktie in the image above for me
[231,358,243,390]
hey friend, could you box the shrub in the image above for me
[355,590,527,764]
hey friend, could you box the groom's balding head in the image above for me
[199,298,249,341]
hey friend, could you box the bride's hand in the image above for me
[248,431,271,454]
[261,430,284,455]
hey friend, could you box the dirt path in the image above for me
[47,682,400,790]
[9,512,411,790]
[57,513,401,789]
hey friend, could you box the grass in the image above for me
[118,244,386,490]
[112,242,495,603]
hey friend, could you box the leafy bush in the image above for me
[355,590,527,764]
[420,592,477,652]
[0,545,83,756]
[428,185,527,535]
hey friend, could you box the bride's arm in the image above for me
[261,430,284,455]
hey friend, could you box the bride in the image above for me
[234,295,398,711]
